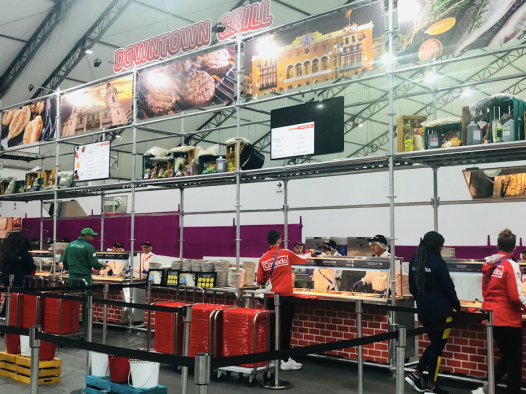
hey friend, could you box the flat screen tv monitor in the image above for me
[270,96,344,160]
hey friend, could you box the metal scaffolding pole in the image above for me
[129,66,138,332]
[432,166,439,232]
[283,179,289,249]
[432,58,438,120]
[52,88,61,277]
[235,37,242,299]
[100,192,105,251]
[39,201,43,250]
[179,188,184,261]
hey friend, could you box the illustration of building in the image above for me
[62,82,128,136]
[251,22,382,96]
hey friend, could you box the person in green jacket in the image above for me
[62,228,107,294]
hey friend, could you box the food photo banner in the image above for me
[398,0,526,64]
[0,98,57,151]
[137,46,235,120]
[60,75,133,137]
[243,2,385,97]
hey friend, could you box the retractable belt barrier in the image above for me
[0,281,147,293]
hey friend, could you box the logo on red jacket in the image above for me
[262,256,289,271]
[492,266,504,279]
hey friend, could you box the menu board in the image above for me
[271,121,315,159]
[73,141,110,182]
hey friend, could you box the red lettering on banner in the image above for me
[198,19,212,47]
[250,3,262,30]
[134,41,148,65]
[114,49,124,72]
[231,9,244,33]
[124,45,134,69]
[159,33,171,58]
[217,13,232,42]
[181,24,198,52]
[168,30,181,56]
[260,0,274,28]
[148,36,160,62]
[242,6,251,30]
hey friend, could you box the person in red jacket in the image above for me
[473,229,526,394]
[257,230,313,371]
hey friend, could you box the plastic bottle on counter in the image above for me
[427,129,440,149]
[502,110,515,142]
[413,128,425,151]
[216,156,226,173]
[466,120,483,145]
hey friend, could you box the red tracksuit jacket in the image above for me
[482,253,526,327]
[257,246,310,297]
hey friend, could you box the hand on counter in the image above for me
[353,280,363,290]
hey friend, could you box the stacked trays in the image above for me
[213,261,229,287]
[182,260,193,271]
[191,260,203,272]
[222,308,268,367]
[241,261,256,287]
[171,261,182,270]
[189,304,227,358]
[43,298,80,334]
[228,267,245,288]
[202,261,214,272]
[153,302,187,355]
[21,295,45,328]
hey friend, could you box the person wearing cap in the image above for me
[353,235,394,294]
[61,228,108,292]
[133,242,157,279]
[293,243,313,288]
[99,242,126,277]
[311,243,337,291]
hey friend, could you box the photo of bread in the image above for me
[8,106,31,141]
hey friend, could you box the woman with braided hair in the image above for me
[405,231,460,394]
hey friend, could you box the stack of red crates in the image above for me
[20,295,45,329]
[189,304,227,357]
[222,308,268,367]
[43,297,80,334]
[153,302,187,355]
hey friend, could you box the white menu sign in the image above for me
[271,121,315,159]
[74,141,110,182]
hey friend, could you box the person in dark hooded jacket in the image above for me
[405,231,460,394]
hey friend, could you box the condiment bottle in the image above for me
[216,156,226,173]
[427,128,440,149]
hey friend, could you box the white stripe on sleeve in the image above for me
[509,260,526,309]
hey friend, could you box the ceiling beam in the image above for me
[32,0,134,98]
[0,34,27,43]
[0,0,77,97]
[273,0,311,16]
[97,40,121,50]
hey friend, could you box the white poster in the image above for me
[74,141,110,182]
[271,121,315,159]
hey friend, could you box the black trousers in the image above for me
[267,296,295,362]
[416,318,452,383]
[493,326,522,394]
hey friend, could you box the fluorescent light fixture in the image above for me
[85,49,93,54]
[317,104,324,108]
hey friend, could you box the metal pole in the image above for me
[39,201,43,250]
[146,280,152,351]
[29,325,41,394]
[181,305,192,394]
[194,353,211,394]
[100,192,105,251]
[396,326,406,394]
[432,166,439,232]
[274,293,281,385]
[129,65,138,332]
[102,283,109,345]
[52,88,61,278]
[283,179,289,250]
[86,294,93,376]
[4,281,11,325]
[486,311,495,394]
[356,300,364,394]
[234,37,242,300]
[432,58,438,120]
[179,188,184,262]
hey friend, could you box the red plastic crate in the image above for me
[222,308,269,367]
[43,297,80,334]
[20,295,45,329]
[189,304,227,358]
[153,302,187,355]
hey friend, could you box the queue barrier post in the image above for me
[356,299,364,394]
[194,353,211,394]
[396,326,406,394]
[103,283,109,345]
[4,278,12,326]
[86,295,94,376]
[29,325,41,394]
[146,280,152,351]
[486,311,495,394]
[181,304,192,394]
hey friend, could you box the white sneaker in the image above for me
[280,358,302,371]
[471,386,488,394]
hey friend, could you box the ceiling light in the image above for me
[85,49,93,54]
[483,169,501,177]
[424,71,436,84]
[461,87,472,97]
[358,123,363,128]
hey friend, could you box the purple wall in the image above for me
[22,213,303,259]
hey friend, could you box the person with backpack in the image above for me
[405,231,460,394]
[472,229,526,394]
[257,230,314,371]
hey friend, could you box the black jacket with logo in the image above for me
[409,251,461,323]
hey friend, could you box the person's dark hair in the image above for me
[4,235,32,270]
[497,228,516,253]
[294,242,302,248]
[61,238,71,243]
[267,230,281,245]
[414,231,445,294]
